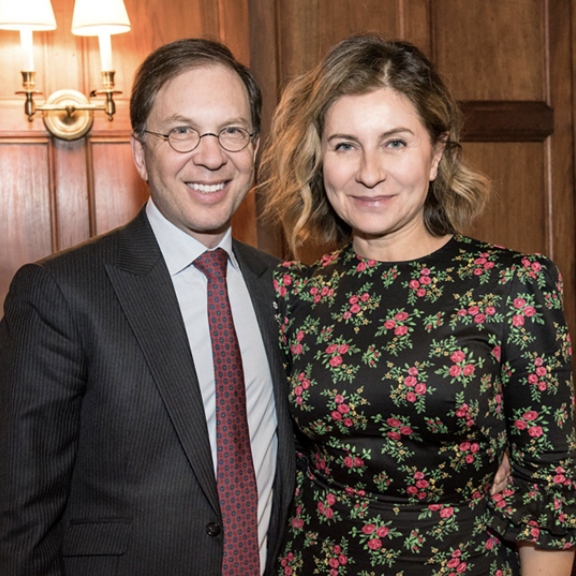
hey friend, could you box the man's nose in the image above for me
[192,133,227,169]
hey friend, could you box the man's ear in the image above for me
[130,132,149,182]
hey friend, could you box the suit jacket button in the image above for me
[206,522,221,537]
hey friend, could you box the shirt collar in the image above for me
[146,199,238,276]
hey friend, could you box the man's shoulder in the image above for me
[36,208,151,271]
[40,227,120,265]
[3,210,158,298]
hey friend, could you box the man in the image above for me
[0,39,295,576]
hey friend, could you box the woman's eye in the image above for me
[387,139,406,149]
[334,142,355,151]
[222,126,243,135]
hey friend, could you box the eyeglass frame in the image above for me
[140,126,256,153]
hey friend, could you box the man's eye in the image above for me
[222,126,244,135]
[172,126,194,135]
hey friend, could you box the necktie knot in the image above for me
[193,247,228,281]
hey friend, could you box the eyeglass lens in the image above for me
[168,128,251,152]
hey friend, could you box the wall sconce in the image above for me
[0,0,131,140]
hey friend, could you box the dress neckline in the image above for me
[348,234,458,266]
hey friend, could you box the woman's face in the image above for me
[321,87,444,254]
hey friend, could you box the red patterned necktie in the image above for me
[193,248,260,576]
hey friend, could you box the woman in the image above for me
[263,35,576,575]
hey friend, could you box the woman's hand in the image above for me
[491,452,511,495]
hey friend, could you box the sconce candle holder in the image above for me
[1,0,130,141]
[17,70,121,140]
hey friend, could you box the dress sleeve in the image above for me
[273,260,310,463]
[0,264,85,576]
[487,254,576,550]
[273,260,302,365]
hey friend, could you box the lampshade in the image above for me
[71,0,130,36]
[0,0,57,30]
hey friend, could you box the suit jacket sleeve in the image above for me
[0,263,85,576]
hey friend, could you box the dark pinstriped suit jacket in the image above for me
[0,207,295,576]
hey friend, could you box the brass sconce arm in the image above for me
[17,70,122,139]
[15,71,40,121]
[90,71,122,120]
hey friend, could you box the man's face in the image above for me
[131,64,259,248]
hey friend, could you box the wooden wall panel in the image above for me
[53,137,90,250]
[219,0,250,64]
[463,142,547,253]
[231,189,258,247]
[89,139,149,236]
[277,0,400,83]
[0,34,21,96]
[399,0,432,52]
[433,0,545,101]
[47,0,85,96]
[0,141,55,298]
[548,0,576,347]
[249,0,283,255]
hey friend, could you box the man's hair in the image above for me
[130,38,262,137]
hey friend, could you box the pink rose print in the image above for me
[512,314,524,328]
[528,426,543,438]
[524,306,536,317]
[450,365,462,377]
[362,523,376,535]
[440,507,454,518]
[368,538,382,550]
[451,351,465,363]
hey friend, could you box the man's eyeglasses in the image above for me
[142,126,255,153]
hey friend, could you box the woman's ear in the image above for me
[429,132,448,182]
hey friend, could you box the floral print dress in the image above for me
[273,236,576,576]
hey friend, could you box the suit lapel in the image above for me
[106,209,219,512]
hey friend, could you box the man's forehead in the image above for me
[149,64,251,119]
[160,64,247,98]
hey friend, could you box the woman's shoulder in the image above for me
[274,246,349,277]
[273,246,349,300]
[453,235,558,273]
[450,236,564,308]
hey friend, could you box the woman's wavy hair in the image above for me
[260,34,490,258]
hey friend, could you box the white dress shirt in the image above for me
[147,200,278,572]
